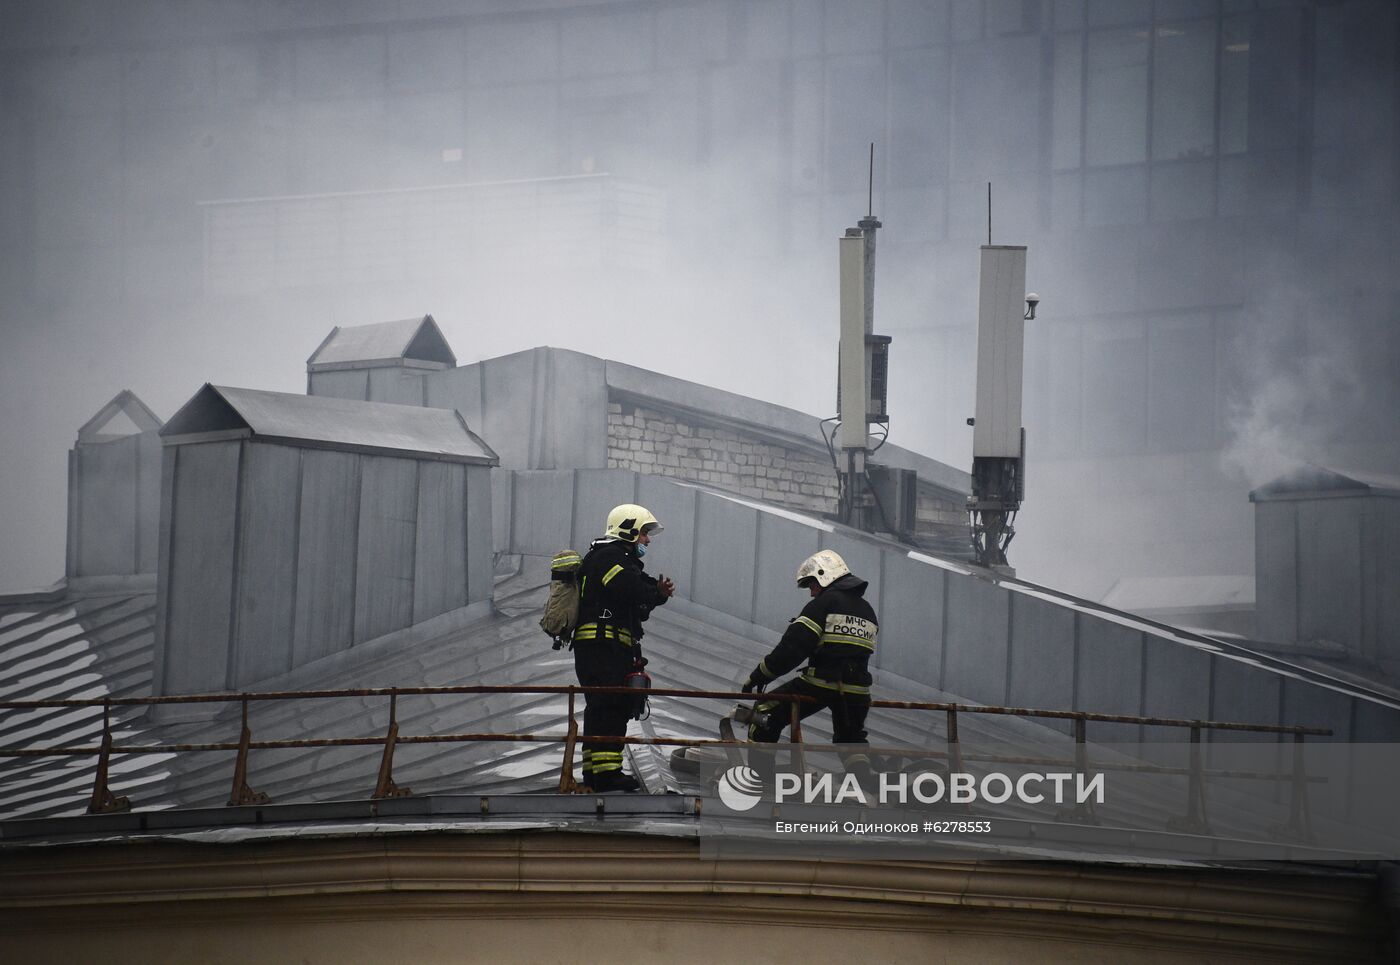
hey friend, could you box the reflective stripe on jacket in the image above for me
[750,573,878,686]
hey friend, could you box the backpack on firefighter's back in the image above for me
[540,550,582,649]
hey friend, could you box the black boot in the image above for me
[592,771,641,793]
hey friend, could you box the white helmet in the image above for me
[796,549,850,588]
[605,504,662,542]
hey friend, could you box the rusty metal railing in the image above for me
[0,684,1331,838]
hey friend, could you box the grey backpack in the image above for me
[540,550,582,649]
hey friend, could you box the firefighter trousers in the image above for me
[747,674,872,782]
[573,638,635,783]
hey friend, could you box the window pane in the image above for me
[1150,159,1215,221]
[388,29,464,95]
[987,0,1038,36]
[1148,312,1216,451]
[952,0,983,42]
[825,57,886,192]
[824,0,884,53]
[1044,321,1083,454]
[1217,153,1249,214]
[887,0,950,48]
[889,50,950,187]
[791,61,824,190]
[1054,0,1084,31]
[1082,320,1147,455]
[1152,20,1216,160]
[1086,29,1148,165]
[883,187,946,244]
[1052,33,1082,169]
[1156,0,1218,17]
[1051,171,1082,228]
[560,11,650,78]
[1088,0,1148,26]
[951,34,1042,178]
[1219,16,1250,154]
[736,0,790,60]
[1083,165,1146,225]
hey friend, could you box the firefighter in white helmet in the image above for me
[741,550,877,783]
[574,504,675,792]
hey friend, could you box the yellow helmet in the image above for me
[796,549,849,588]
[605,504,662,542]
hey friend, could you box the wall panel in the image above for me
[877,553,944,684]
[355,456,419,644]
[465,465,494,605]
[293,449,360,666]
[233,443,301,685]
[942,574,1009,704]
[163,441,240,694]
[752,513,822,633]
[414,460,468,622]
[691,493,758,623]
[75,438,137,575]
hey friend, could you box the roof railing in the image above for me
[0,684,1331,839]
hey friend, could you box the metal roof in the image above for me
[75,390,162,444]
[306,315,456,369]
[160,385,498,464]
[2,557,1373,864]
[1101,575,1255,612]
[1250,464,1400,501]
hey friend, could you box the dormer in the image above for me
[306,314,457,405]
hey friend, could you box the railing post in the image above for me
[87,698,131,814]
[1056,715,1098,825]
[945,705,972,814]
[788,695,805,776]
[945,705,964,773]
[1166,723,1210,834]
[1277,733,1314,841]
[371,689,411,800]
[228,698,270,806]
[558,687,581,793]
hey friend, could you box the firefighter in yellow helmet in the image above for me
[574,504,675,792]
[741,550,877,784]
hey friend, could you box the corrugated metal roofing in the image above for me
[0,594,167,818]
[161,385,498,464]
[0,560,1342,852]
[306,316,456,368]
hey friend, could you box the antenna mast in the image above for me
[837,144,890,531]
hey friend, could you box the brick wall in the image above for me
[607,399,967,551]
[608,401,840,515]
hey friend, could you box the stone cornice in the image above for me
[0,832,1382,960]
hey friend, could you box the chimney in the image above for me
[1251,465,1400,674]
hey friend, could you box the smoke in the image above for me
[1220,294,1368,488]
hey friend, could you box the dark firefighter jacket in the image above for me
[575,537,668,650]
[748,573,878,687]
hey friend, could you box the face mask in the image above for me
[635,543,647,557]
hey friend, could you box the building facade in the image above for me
[2,0,1397,598]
